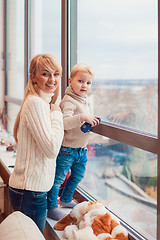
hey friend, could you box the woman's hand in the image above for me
[50,104,61,112]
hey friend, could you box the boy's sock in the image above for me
[59,200,77,208]
[47,208,66,221]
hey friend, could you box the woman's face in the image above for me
[33,67,61,94]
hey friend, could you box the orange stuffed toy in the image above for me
[54,201,128,240]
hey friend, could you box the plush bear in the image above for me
[54,201,128,240]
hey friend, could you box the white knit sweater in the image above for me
[9,90,64,192]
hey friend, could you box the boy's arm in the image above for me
[61,101,100,130]
[80,113,101,127]
[61,101,82,130]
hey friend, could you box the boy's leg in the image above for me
[60,147,88,207]
[47,147,74,220]
[47,174,70,220]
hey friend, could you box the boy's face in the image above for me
[69,71,93,97]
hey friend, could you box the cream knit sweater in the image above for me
[60,87,90,148]
[9,90,64,192]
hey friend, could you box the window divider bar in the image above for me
[70,0,77,68]
[92,123,159,154]
[24,0,29,89]
[61,0,69,97]
[4,96,22,106]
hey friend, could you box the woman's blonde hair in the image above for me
[13,54,62,143]
[70,63,94,79]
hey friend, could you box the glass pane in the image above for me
[80,132,157,239]
[77,0,158,135]
[7,0,25,99]
[30,0,61,103]
[30,0,61,61]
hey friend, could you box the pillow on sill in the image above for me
[0,211,45,240]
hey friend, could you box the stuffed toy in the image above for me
[54,201,128,240]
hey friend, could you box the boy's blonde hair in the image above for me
[70,63,94,79]
[14,54,62,143]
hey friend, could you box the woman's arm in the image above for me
[24,96,64,158]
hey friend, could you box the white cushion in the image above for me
[0,211,45,240]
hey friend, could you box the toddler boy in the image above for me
[47,63,100,220]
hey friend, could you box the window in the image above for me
[74,0,158,239]
[6,0,25,132]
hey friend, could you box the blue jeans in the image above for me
[47,146,88,209]
[8,186,47,233]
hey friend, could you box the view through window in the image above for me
[77,0,158,135]
[81,132,157,239]
[77,0,158,239]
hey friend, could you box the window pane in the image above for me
[30,0,61,103]
[30,0,61,61]
[77,0,158,135]
[7,0,25,99]
[80,132,157,239]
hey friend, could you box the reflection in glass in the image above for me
[77,0,158,135]
[80,132,157,239]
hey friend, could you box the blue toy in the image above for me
[80,118,101,133]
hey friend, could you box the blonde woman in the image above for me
[8,54,64,233]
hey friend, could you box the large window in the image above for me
[76,0,158,239]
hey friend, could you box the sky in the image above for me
[77,0,158,80]
[40,0,158,81]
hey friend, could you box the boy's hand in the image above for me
[50,104,61,112]
[80,113,101,127]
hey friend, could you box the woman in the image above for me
[8,54,64,233]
